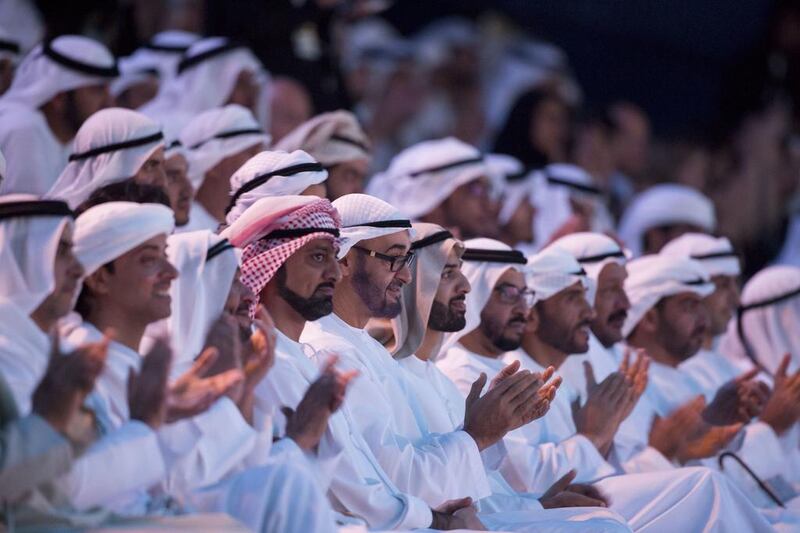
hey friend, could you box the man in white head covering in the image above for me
[392,224,637,532]
[544,232,667,472]
[489,154,537,250]
[0,35,116,195]
[178,104,269,232]
[301,194,559,522]
[225,195,473,531]
[0,27,20,95]
[528,163,614,253]
[45,107,167,209]
[110,53,160,110]
[369,137,500,239]
[0,196,184,526]
[62,201,342,531]
[438,242,777,532]
[225,149,328,227]
[0,196,100,496]
[132,30,200,83]
[720,265,800,375]
[275,110,371,201]
[140,37,264,138]
[660,234,744,388]
[621,255,800,514]
[161,139,194,227]
[618,184,716,257]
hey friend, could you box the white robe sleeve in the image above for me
[162,397,258,497]
[323,344,491,508]
[258,358,434,531]
[52,420,165,511]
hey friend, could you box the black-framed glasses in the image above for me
[352,245,415,272]
[494,284,535,307]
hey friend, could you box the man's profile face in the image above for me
[591,262,630,347]
[703,274,740,338]
[35,223,84,322]
[535,281,596,354]
[69,83,112,126]
[347,231,412,319]
[478,268,530,351]
[654,292,709,362]
[272,238,341,321]
[326,159,369,201]
[164,153,193,226]
[428,246,470,332]
[98,234,178,324]
[134,146,168,191]
[443,177,499,240]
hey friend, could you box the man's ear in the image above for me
[639,307,660,335]
[339,253,353,277]
[83,267,111,296]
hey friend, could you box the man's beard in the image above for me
[480,313,525,352]
[429,298,466,332]
[351,257,403,319]
[276,268,334,321]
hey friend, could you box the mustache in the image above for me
[449,295,466,304]
[387,279,404,291]
[314,282,335,292]
[507,313,527,326]
[608,310,628,323]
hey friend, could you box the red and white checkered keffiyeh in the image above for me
[240,200,340,317]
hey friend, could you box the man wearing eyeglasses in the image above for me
[302,194,557,529]
[438,243,778,532]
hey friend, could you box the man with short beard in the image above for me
[225,195,487,530]
[394,224,640,531]
[547,232,666,471]
[438,242,777,532]
[302,194,602,531]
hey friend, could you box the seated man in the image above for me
[275,110,371,201]
[367,137,500,239]
[46,107,167,208]
[225,149,329,226]
[0,36,115,194]
[300,193,632,531]
[624,254,800,512]
[436,240,775,532]
[67,199,349,532]
[178,104,268,232]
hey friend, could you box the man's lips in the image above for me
[450,298,466,312]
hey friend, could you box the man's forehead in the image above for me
[495,267,525,287]
[126,233,168,255]
[299,237,337,252]
[599,261,628,283]
[360,230,411,253]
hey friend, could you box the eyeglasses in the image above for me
[352,245,415,272]
[494,284,536,307]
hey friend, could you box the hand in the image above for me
[703,368,769,425]
[284,356,358,451]
[202,314,244,403]
[242,307,276,392]
[676,424,742,463]
[431,497,486,531]
[166,347,244,423]
[490,362,562,422]
[566,483,611,507]
[128,338,172,429]
[618,347,650,421]
[33,331,109,435]
[649,396,707,460]
[760,354,800,434]
[463,368,547,451]
[540,470,607,508]
[572,365,632,456]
